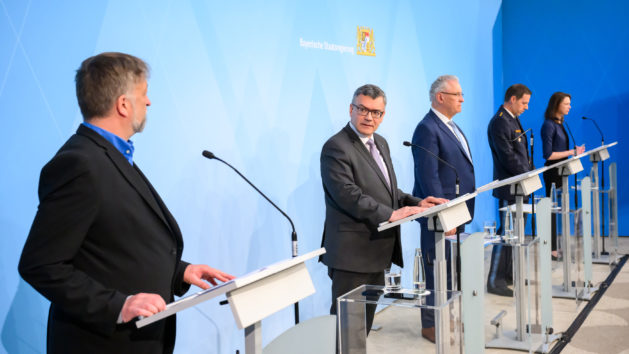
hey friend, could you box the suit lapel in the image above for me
[78,126,175,236]
[454,122,474,164]
[134,163,182,238]
[373,135,395,192]
[105,149,175,235]
[343,125,393,197]
[501,106,530,157]
[430,112,473,165]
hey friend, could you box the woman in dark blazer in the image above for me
[541,92,585,258]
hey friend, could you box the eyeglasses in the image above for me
[351,104,384,118]
[440,92,464,97]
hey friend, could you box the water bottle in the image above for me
[413,248,426,293]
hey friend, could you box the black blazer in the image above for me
[487,106,532,202]
[19,125,190,354]
[319,124,422,273]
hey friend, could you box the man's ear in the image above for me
[116,94,130,118]
[436,92,444,104]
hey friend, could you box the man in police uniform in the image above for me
[486,84,532,296]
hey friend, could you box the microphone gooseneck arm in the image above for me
[563,120,577,152]
[529,130,535,169]
[202,151,298,256]
[403,141,460,196]
[202,150,297,238]
[202,150,296,239]
[561,121,579,208]
[510,128,531,143]
[582,116,605,145]
[403,140,462,291]
[582,116,608,253]
[202,150,300,324]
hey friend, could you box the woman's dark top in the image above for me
[541,118,570,192]
[541,118,570,161]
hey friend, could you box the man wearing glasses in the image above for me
[320,84,445,334]
[411,75,475,343]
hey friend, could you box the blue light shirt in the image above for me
[82,122,135,165]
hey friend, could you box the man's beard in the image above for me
[132,115,146,133]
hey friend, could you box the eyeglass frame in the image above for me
[351,103,384,119]
[440,91,464,98]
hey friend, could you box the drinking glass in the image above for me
[484,220,496,238]
[384,267,402,292]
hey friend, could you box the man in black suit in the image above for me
[320,84,445,334]
[18,52,234,354]
[486,84,532,297]
[412,75,476,342]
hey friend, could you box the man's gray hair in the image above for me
[76,52,149,120]
[352,84,387,105]
[429,75,459,103]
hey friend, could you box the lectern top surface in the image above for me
[479,166,547,193]
[377,192,476,231]
[546,141,618,170]
[136,248,325,328]
[573,141,617,158]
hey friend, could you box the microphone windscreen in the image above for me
[202,150,215,159]
[403,141,412,146]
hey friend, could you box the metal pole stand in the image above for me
[551,160,589,300]
[428,216,450,354]
[577,176,598,300]
[486,175,554,352]
[606,163,620,266]
[590,149,611,264]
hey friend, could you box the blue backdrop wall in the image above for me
[1,1,623,353]
[497,0,628,236]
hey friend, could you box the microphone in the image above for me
[202,150,301,324]
[510,128,531,143]
[202,150,215,159]
[403,141,459,196]
[582,116,605,145]
[201,150,298,257]
[582,116,608,254]
[529,130,534,169]
[403,140,464,291]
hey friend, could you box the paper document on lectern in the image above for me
[377,192,476,232]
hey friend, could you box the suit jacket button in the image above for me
[171,248,177,255]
